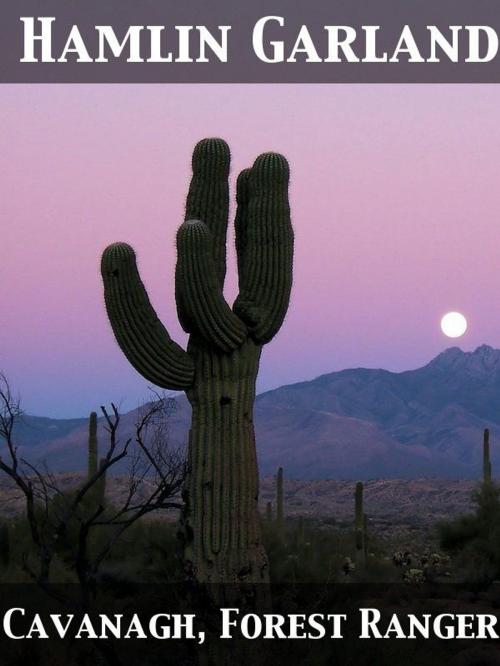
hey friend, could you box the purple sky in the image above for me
[1,84,500,418]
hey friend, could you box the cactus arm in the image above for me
[101,242,195,390]
[234,168,251,281]
[234,152,294,344]
[175,220,247,353]
[185,138,230,287]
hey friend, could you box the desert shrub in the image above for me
[1,501,184,585]
[262,517,344,583]
[262,516,391,583]
[0,521,10,568]
[100,519,183,584]
[438,481,500,584]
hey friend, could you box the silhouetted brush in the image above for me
[96,458,107,506]
[88,411,98,480]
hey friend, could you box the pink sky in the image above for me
[1,84,500,417]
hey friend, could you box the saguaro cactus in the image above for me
[88,411,98,480]
[355,481,366,569]
[85,412,106,506]
[100,138,293,584]
[276,466,284,537]
[363,513,368,560]
[483,428,492,484]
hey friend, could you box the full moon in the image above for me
[441,312,467,338]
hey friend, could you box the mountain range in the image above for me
[9,345,500,479]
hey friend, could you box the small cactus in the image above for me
[363,513,368,560]
[403,568,425,584]
[265,501,273,522]
[86,411,105,507]
[483,428,492,484]
[354,481,366,570]
[342,556,355,576]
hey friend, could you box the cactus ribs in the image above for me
[101,138,294,584]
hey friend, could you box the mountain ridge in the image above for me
[8,345,500,479]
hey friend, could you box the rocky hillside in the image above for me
[0,475,475,533]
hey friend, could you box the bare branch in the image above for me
[0,378,186,594]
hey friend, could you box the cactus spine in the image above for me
[483,428,492,484]
[276,467,284,537]
[100,139,293,584]
[355,481,366,569]
[88,411,98,479]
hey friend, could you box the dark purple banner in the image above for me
[2,0,500,82]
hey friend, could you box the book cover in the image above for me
[1,2,500,664]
